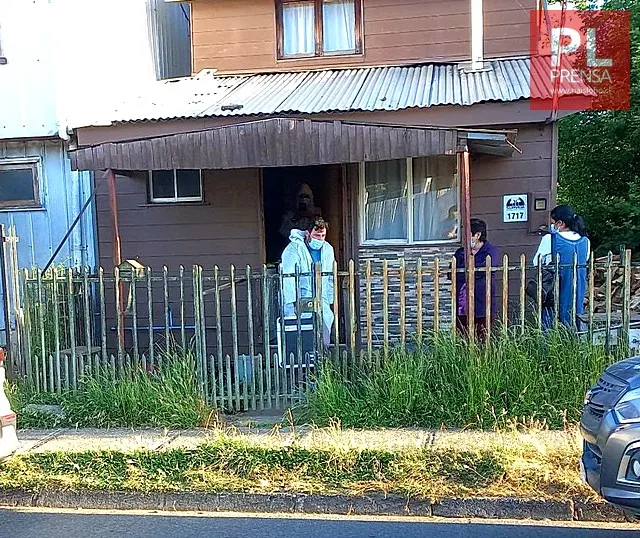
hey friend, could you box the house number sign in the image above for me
[503,194,528,223]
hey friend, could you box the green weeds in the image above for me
[306,327,625,429]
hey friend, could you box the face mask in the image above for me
[550,223,557,232]
[470,240,477,248]
[308,238,324,250]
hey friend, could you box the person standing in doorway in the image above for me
[452,218,499,342]
[281,217,335,346]
[532,205,590,330]
[279,184,323,240]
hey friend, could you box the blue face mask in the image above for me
[308,238,324,251]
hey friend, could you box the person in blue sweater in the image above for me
[453,218,499,342]
[532,205,590,331]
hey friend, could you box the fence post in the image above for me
[588,253,595,344]
[553,253,560,330]
[605,252,613,353]
[192,265,204,398]
[416,257,423,339]
[261,264,271,410]
[501,254,509,333]
[67,268,77,389]
[485,255,492,342]
[622,249,632,346]
[0,225,12,374]
[451,256,457,337]
[383,260,389,359]
[365,259,373,364]
[519,254,526,335]
[467,254,475,342]
[332,261,339,362]
[146,267,154,370]
[433,257,440,336]
[348,259,356,363]
[21,268,33,386]
[399,258,406,351]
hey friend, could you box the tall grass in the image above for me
[9,351,211,429]
[307,327,626,429]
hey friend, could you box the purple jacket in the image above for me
[453,242,499,318]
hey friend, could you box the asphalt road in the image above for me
[1,509,638,538]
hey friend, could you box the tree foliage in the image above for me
[558,0,640,255]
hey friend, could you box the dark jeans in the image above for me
[456,315,488,342]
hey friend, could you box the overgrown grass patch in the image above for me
[306,327,625,430]
[0,434,592,501]
[7,352,212,429]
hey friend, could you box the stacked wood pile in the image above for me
[593,256,640,313]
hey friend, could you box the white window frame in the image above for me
[359,157,461,246]
[148,169,203,203]
[0,157,42,210]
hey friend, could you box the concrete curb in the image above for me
[0,489,630,522]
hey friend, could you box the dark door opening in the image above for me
[262,165,345,266]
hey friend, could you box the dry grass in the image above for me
[0,423,598,503]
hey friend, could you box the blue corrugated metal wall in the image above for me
[0,139,96,344]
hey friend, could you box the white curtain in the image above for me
[283,2,315,56]
[323,0,355,53]
[364,160,408,241]
[412,157,458,241]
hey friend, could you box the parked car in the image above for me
[580,355,640,519]
[0,348,18,461]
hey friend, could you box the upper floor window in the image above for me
[277,0,362,59]
[148,169,203,203]
[360,156,459,245]
[0,159,41,209]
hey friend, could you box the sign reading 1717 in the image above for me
[503,194,528,223]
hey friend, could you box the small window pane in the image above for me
[151,170,175,199]
[323,0,356,52]
[282,2,315,56]
[176,169,202,199]
[412,156,458,242]
[364,160,407,241]
[0,167,36,204]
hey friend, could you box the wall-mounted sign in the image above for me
[503,194,528,223]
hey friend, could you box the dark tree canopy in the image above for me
[558,0,640,255]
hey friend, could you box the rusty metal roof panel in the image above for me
[82,58,572,126]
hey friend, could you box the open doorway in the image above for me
[262,164,345,266]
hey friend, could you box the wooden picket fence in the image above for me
[6,244,640,412]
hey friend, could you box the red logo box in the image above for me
[529,9,630,111]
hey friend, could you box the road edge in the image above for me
[0,490,630,522]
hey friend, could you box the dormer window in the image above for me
[276,0,362,59]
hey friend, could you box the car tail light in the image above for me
[0,413,16,426]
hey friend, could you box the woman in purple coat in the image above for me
[453,218,499,342]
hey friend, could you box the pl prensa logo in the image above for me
[529,9,630,111]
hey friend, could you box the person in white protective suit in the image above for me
[280,217,335,346]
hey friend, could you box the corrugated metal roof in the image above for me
[81,57,590,127]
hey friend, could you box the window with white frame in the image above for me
[277,0,362,59]
[148,169,203,203]
[361,156,459,244]
[0,159,41,209]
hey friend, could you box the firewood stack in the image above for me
[592,255,640,313]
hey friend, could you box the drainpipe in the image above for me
[471,0,484,70]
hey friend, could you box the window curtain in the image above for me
[283,2,315,56]
[412,157,458,241]
[364,160,407,241]
[322,0,356,52]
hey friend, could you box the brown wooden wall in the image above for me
[95,169,265,355]
[470,122,554,259]
[191,0,533,75]
[96,169,264,271]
